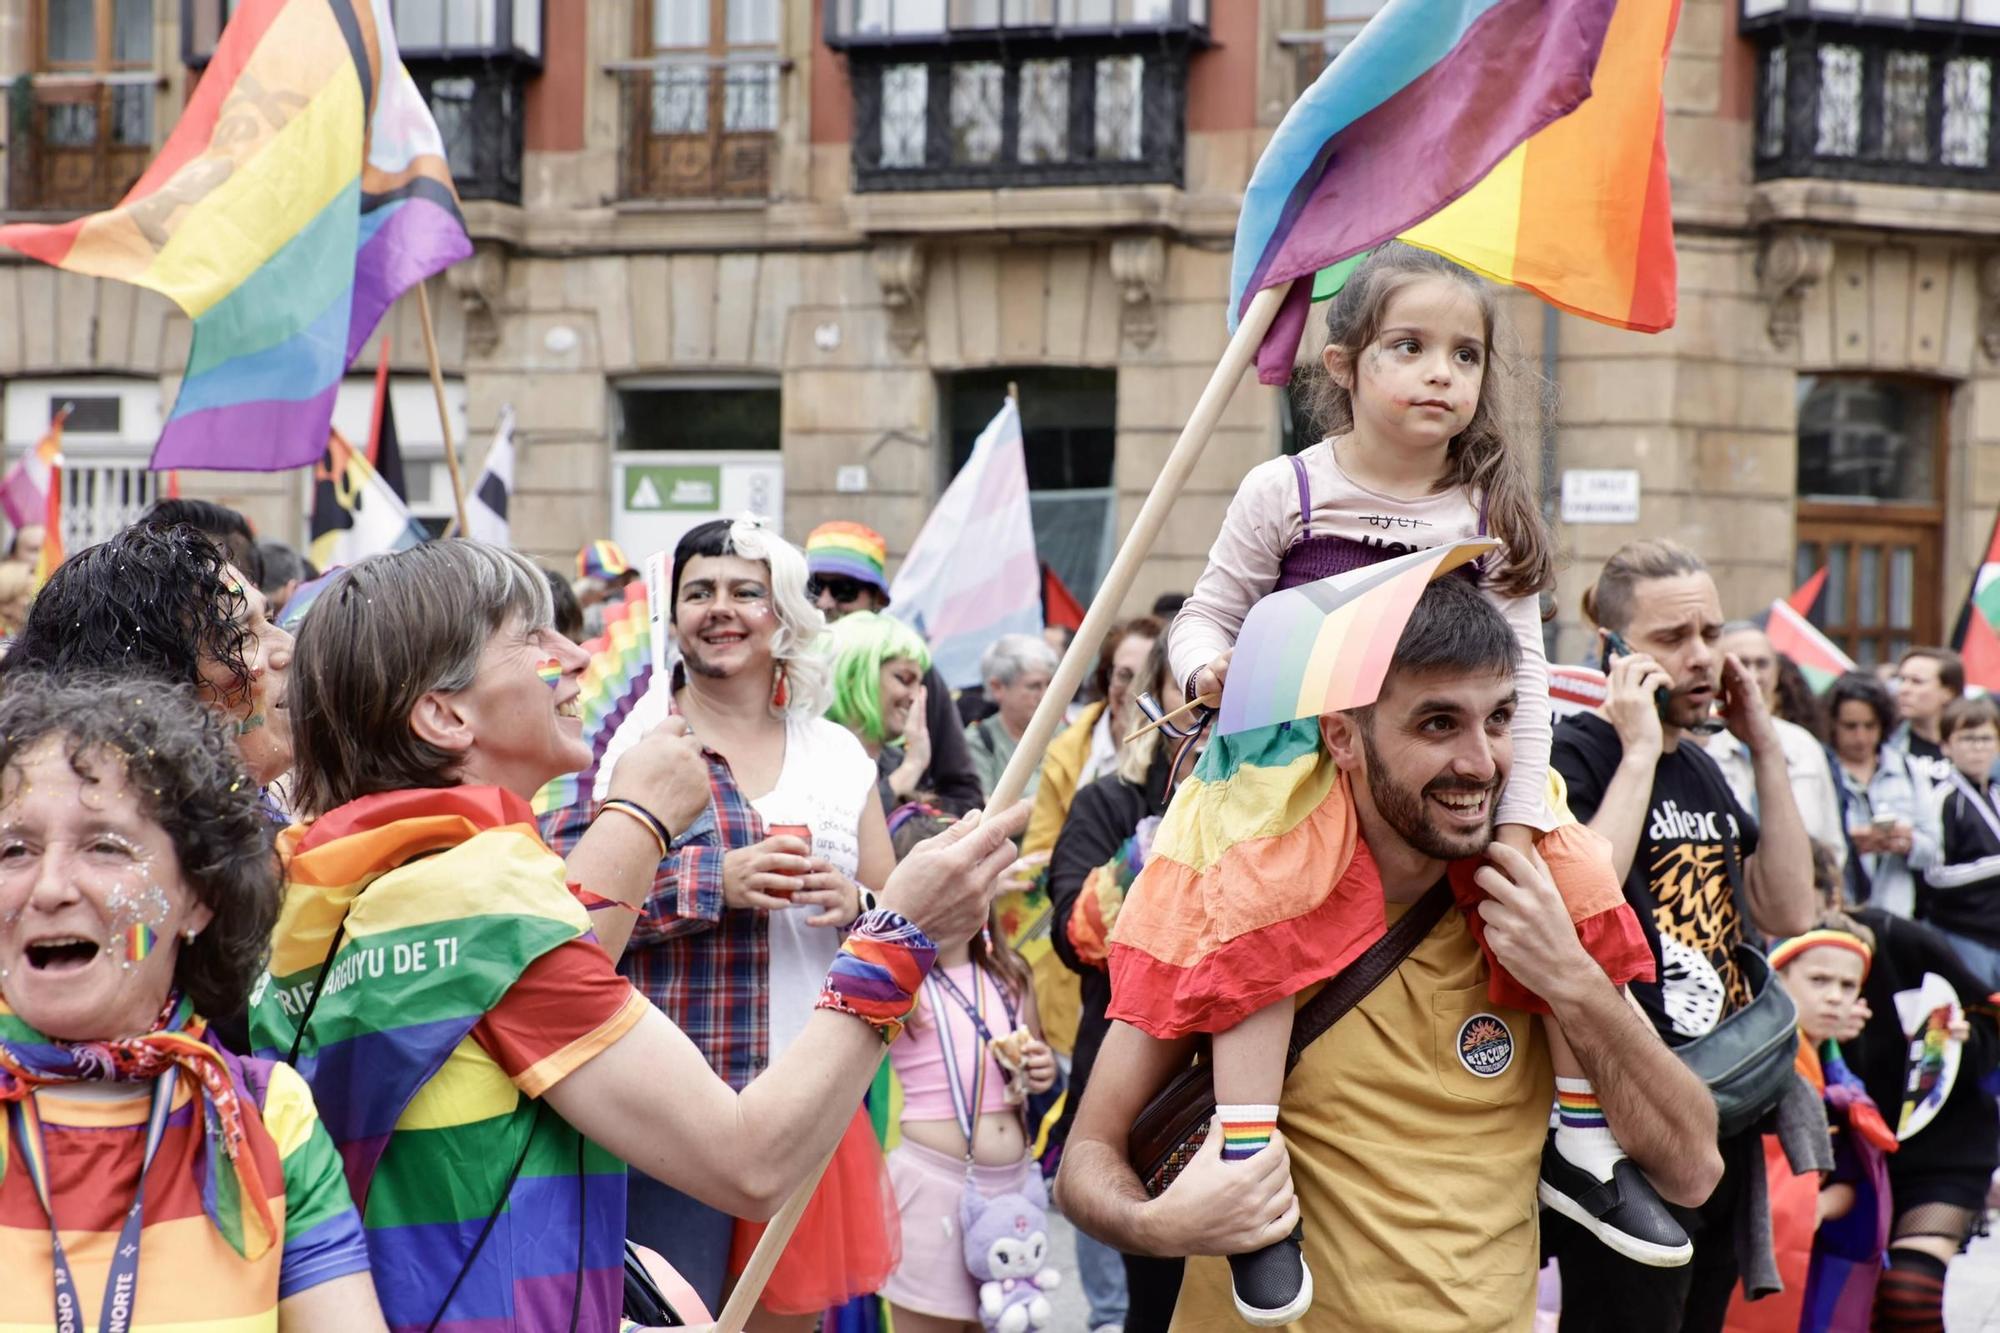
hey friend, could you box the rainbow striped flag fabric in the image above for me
[0,0,471,473]
[1231,0,1658,384]
[1217,540,1494,736]
[250,786,627,1331]
[533,578,653,816]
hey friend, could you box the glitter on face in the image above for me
[535,658,563,689]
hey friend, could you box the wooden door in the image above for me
[1795,505,1941,668]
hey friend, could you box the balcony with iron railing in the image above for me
[607,55,783,202]
[1743,0,2000,189]
[5,73,154,215]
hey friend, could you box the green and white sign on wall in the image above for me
[623,464,723,512]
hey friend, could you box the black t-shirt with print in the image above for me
[1552,713,1761,1046]
[1903,733,1956,790]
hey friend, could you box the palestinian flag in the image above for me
[1954,510,2000,692]
[1767,598,1856,694]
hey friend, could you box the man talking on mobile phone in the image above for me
[1548,539,1816,1333]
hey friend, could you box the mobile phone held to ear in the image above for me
[1599,630,1672,722]
[1600,629,1724,735]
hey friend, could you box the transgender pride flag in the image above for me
[0,0,470,472]
[890,398,1042,689]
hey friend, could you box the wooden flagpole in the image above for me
[414,279,469,537]
[712,280,1290,1333]
[984,280,1289,811]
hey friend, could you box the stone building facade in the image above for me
[2,0,1997,666]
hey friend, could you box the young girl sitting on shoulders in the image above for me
[880,806,1060,1333]
[1115,243,1674,1324]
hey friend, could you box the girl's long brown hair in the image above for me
[890,807,1035,1019]
[1304,242,1555,601]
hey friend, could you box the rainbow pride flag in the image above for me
[1229,0,1622,384]
[250,786,628,1331]
[1217,539,1494,736]
[1391,0,1679,333]
[0,0,471,473]
[533,578,653,817]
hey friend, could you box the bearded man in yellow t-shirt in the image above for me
[1055,578,1726,1332]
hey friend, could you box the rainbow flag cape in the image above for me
[1218,539,1494,735]
[533,578,653,816]
[1229,0,1621,384]
[250,786,626,1331]
[1766,598,1855,694]
[0,0,471,472]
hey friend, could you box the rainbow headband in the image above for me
[1769,929,1872,978]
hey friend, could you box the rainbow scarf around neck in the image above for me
[249,786,588,1207]
[0,990,277,1259]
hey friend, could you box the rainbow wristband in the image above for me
[816,908,937,1043]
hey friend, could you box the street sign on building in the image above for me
[1560,469,1641,525]
[611,452,783,562]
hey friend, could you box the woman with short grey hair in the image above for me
[967,632,1061,802]
[264,539,1027,1327]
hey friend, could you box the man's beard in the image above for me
[1359,724,1500,861]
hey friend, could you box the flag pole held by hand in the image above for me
[983,280,1291,812]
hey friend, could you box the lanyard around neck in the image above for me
[925,969,987,1161]
[10,1070,178,1333]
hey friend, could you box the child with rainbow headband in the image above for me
[1111,244,1673,1324]
[1724,914,1898,1333]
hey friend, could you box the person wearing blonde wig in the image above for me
[543,516,913,1324]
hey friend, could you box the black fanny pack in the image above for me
[1671,942,1799,1139]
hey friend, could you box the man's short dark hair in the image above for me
[143,498,262,586]
[1151,592,1188,619]
[3,524,254,704]
[256,541,307,594]
[1390,574,1521,681]
[0,674,279,1018]
[1900,646,1966,697]
[1582,539,1707,635]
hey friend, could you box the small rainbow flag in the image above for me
[1217,539,1496,736]
[533,579,652,817]
[123,922,157,963]
[535,658,563,689]
[0,0,471,472]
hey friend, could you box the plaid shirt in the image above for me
[541,674,774,1090]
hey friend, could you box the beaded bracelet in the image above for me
[597,797,670,861]
[816,908,937,1043]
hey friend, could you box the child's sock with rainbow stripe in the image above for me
[1551,1078,1621,1181]
[1216,1104,1279,1163]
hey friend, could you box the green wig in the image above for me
[826,610,933,746]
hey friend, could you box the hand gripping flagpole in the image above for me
[712,281,1288,1333]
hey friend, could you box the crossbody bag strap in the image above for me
[1283,879,1453,1069]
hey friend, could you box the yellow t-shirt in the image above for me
[1171,901,1554,1332]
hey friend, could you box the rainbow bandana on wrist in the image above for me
[1769,929,1873,978]
[818,910,937,1042]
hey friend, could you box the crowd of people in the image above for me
[0,243,1993,1333]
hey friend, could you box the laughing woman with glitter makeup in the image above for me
[0,675,384,1331]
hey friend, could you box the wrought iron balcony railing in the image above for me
[607,56,782,202]
[6,73,153,215]
[848,37,1189,192]
[1748,19,2000,188]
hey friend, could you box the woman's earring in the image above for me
[183,927,200,944]
[771,665,790,710]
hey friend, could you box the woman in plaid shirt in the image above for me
[547,516,899,1323]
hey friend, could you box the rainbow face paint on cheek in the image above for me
[123,922,158,964]
[535,658,563,689]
